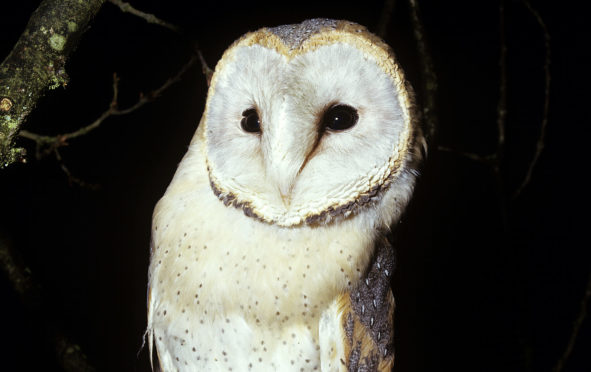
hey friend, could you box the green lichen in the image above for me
[49,77,61,90]
[67,21,77,33]
[4,116,15,128]
[49,34,66,51]
[1,147,26,168]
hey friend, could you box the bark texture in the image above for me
[0,0,105,167]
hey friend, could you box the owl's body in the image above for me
[147,19,423,371]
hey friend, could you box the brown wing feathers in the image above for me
[338,233,396,371]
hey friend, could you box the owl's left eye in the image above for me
[241,109,261,133]
[322,104,359,131]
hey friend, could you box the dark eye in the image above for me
[240,108,261,133]
[322,104,358,131]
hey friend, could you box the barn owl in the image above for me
[147,18,423,372]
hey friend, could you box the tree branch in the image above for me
[53,148,100,190]
[376,0,396,39]
[437,146,495,164]
[408,0,438,145]
[437,0,551,205]
[553,271,591,372]
[0,0,106,168]
[513,0,551,198]
[107,0,213,84]
[496,0,507,162]
[108,0,180,34]
[20,56,197,155]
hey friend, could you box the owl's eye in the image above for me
[240,109,261,133]
[323,104,358,131]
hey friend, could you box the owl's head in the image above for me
[199,19,423,228]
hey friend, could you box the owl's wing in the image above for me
[320,232,396,371]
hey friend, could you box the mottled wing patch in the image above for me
[340,233,396,371]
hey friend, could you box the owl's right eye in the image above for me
[240,109,261,133]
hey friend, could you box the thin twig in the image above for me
[553,272,591,372]
[54,148,100,190]
[496,0,507,160]
[437,146,494,164]
[19,56,195,187]
[513,0,551,198]
[376,0,396,39]
[108,0,180,34]
[436,0,550,208]
[20,56,196,152]
[107,0,212,83]
[493,0,509,231]
[408,0,438,144]
[437,0,507,172]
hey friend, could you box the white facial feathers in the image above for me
[204,35,414,227]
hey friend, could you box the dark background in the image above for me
[1,0,588,371]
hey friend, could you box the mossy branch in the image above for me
[0,0,106,168]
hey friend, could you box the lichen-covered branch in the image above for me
[0,0,106,168]
[3,0,210,170]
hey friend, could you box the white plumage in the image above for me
[147,19,423,371]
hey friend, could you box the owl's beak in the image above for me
[271,152,301,208]
[279,181,294,206]
[264,118,318,209]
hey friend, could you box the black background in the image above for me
[0,0,589,371]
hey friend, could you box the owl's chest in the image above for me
[150,247,344,371]
[150,215,364,327]
[151,310,322,371]
[148,189,373,370]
